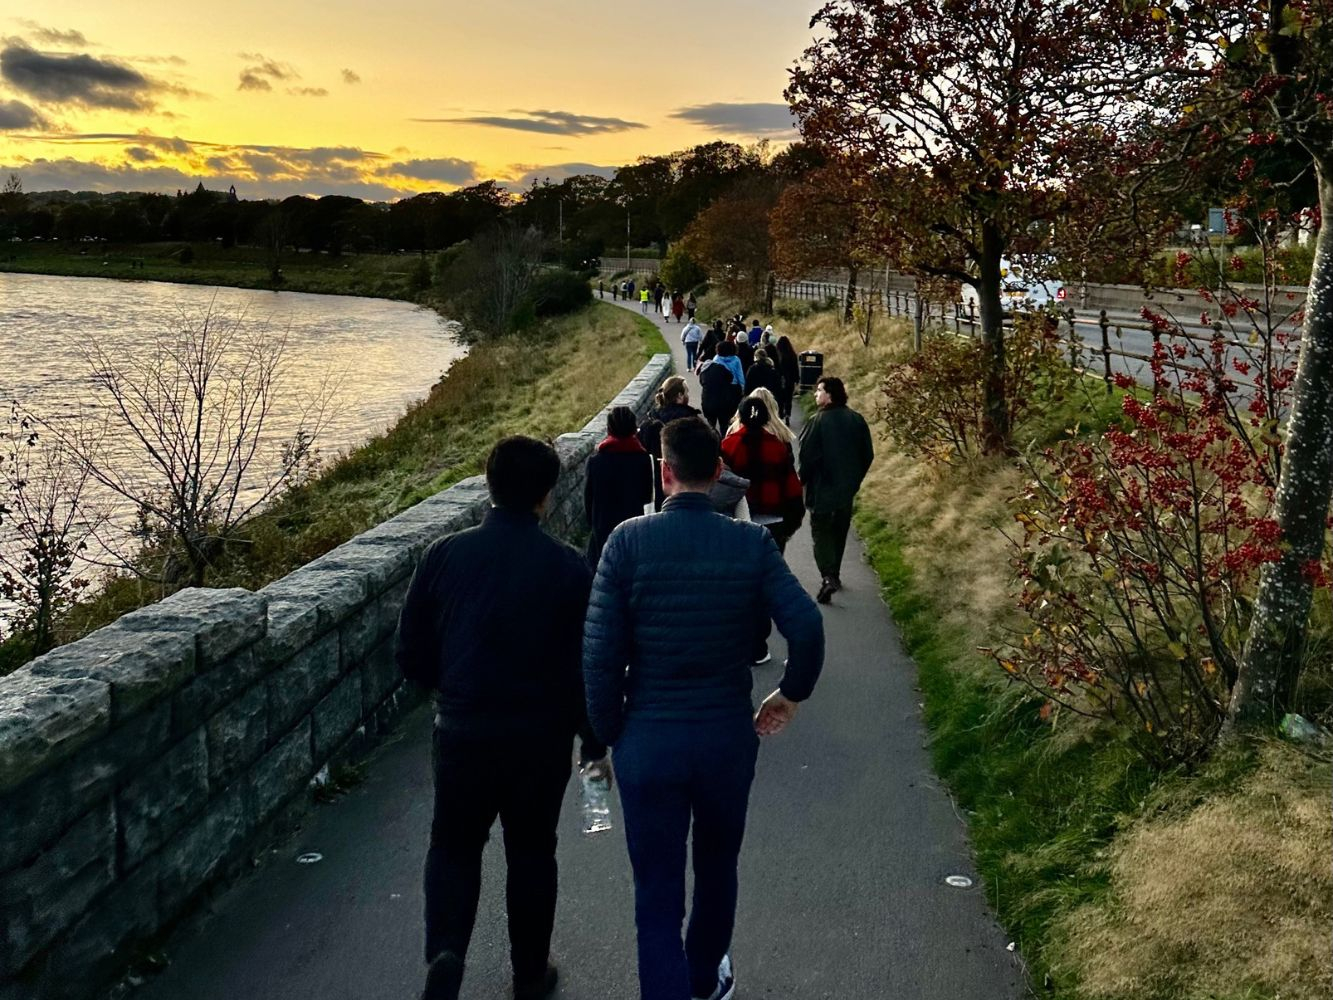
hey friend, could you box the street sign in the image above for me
[1207,208,1226,234]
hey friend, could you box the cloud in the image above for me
[124,146,157,162]
[237,53,297,92]
[670,102,797,136]
[288,86,328,98]
[341,68,361,85]
[16,22,91,47]
[416,108,646,136]
[0,42,158,110]
[504,162,618,189]
[379,157,478,185]
[0,98,45,130]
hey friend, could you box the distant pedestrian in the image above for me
[747,319,763,346]
[686,293,697,320]
[640,287,651,313]
[397,436,607,1000]
[612,282,620,301]
[798,376,874,604]
[733,332,754,373]
[744,347,783,397]
[699,342,743,437]
[671,293,685,323]
[598,280,605,299]
[585,406,654,567]
[697,321,722,369]
[680,317,704,371]
[654,284,665,316]
[628,279,636,301]
[583,416,824,1000]
[774,336,800,423]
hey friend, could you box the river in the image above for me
[0,272,466,619]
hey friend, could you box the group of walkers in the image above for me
[601,278,700,324]
[397,361,873,1000]
[685,316,801,434]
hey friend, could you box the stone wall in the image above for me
[0,352,672,1000]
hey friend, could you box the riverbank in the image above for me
[697,291,1331,1000]
[0,240,427,300]
[0,300,667,673]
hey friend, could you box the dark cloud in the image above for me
[416,108,646,136]
[505,162,617,189]
[670,102,797,136]
[0,98,45,130]
[237,54,297,92]
[288,86,328,98]
[380,157,478,185]
[17,23,90,47]
[0,42,156,110]
[124,146,157,162]
[341,68,361,85]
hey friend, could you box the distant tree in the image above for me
[435,223,548,336]
[680,184,779,307]
[788,0,1165,451]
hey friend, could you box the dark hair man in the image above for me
[583,417,825,1000]
[396,435,607,1000]
[798,376,874,603]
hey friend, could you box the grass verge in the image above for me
[711,290,1333,1000]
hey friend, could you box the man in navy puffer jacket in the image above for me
[584,416,824,1000]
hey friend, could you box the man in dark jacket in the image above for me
[584,417,825,1000]
[798,376,875,603]
[584,405,654,565]
[698,343,743,436]
[396,436,606,1000]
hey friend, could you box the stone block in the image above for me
[157,783,251,922]
[0,669,111,795]
[312,673,362,761]
[354,517,447,561]
[113,588,266,669]
[116,730,209,871]
[40,858,159,1000]
[255,597,321,667]
[0,801,116,978]
[0,702,171,874]
[171,648,263,737]
[339,600,382,666]
[27,627,195,724]
[252,717,312,823]
[266,631,340,740]
[205,683,268,786]
[360,638,399,715]
[306,540,414,594]
[375,577,411,643]
[259,566,366,632]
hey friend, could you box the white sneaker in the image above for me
[692,955,735,1000]
[751,652,772,665]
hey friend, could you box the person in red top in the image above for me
[720,394,805,665]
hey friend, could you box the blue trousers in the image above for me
[685,342,699,371]
[614,717,759,1000]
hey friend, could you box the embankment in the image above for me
[0,350,671,1000]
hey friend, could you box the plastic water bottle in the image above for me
[579,764,612,835]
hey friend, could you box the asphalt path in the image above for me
[136,296,1024,1000]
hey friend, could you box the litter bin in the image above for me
[797,351,824,393]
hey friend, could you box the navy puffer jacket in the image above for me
[583,491,824,746]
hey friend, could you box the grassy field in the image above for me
[2,301,667,671]
[0,240,427,300]
[701,291,1332,1000]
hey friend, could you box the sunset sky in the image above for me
[0,1,819,200]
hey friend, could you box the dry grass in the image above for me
[1055,742,1333,1000]
[730,291,1333,1000]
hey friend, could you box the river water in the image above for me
[0,272,466,620]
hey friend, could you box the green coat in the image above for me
[797,405,874,512]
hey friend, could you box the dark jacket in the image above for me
[735,340,755,372]
[798,404,875,511]
[583,491,824,745]
[776,350,800,406]
[395,507,604,757]
[638,402,700,457]
[584,439,654,565]
[744,360,783,397]
[699,362,742,417]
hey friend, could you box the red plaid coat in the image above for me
[720,429,803,518]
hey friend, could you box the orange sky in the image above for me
[0,2,818,199]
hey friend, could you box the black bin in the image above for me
[797,351,823,393]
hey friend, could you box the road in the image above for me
[135,297,1025,1000]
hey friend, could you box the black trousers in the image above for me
[810,506,854,579]
[424,729,572,982]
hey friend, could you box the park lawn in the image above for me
[6,302,667,670]
[0,240,426,300]
[700,291,1332,1000]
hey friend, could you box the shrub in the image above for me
[659,242,707,292]
[526,268,592,318]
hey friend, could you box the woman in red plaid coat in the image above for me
[720,394,804,554]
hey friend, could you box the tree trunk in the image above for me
[978,224,1010,452]
[844,264,859,323]
[1229,167,1333,728]
[765,271,776,315]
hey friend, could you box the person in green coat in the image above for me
[797,376,874,604]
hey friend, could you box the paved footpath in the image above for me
[137,298,1024,999]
